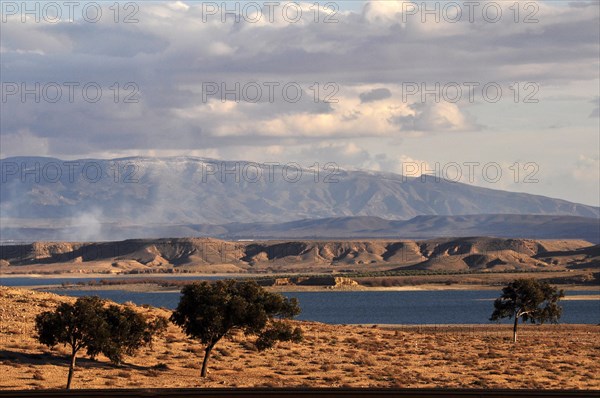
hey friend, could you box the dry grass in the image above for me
[0,286,599,390]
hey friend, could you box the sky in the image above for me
[1,0,599,206]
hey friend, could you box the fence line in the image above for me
[384,324,599,337]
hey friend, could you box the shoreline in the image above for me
[18,282,600,295]
[3,272,599,294]
[0,272,261,279]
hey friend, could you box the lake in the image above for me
[3,276,598,325]
[41,288,600,325]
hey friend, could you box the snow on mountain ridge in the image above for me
[1,156,598,230]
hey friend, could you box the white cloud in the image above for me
[573,154,600,183]
[208,41,237,56]
[0,129,49,158]
[394,102,481,133]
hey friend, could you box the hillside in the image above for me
[1,237,596,274]
[1,157,598,242]
[3,214,599,244]
[1,286,599,390]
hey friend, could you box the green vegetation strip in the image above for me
[61,269,565,289]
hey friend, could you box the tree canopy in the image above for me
[89,304,168,365]
[490,278,564,342]
[170,280,302,377]
[35,296,108,388]
[35,296,167,388]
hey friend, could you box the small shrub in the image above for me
[117,371,131,379]
[151,363,170,371]
[216,347,232,357]
[165,334,179,344]
[241,341,258,352]
[355,355,377,366]
[320,363,335,371]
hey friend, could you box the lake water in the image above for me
[0,275,226,287]
[3,276,598,324]
[40,288,600,325]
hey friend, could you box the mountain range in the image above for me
[1,214,599,244]
[0,156,598,242]
[1,237,597,274]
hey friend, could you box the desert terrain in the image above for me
[0,286,598,390]
[1,237,598,275]
[1,237,598,293]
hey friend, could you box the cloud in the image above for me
[0,1,598,206]
[362,1,404,25]
[392,102,481,133]
[0,129,49,158]
[590,97,599,118]
[359,88,392,103]
[572,154,600,183]
[2,1,597,155]
[568,1,598,8]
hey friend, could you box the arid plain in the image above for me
[1,286,598,390]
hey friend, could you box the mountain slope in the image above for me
[0,237,595,274]
[1,157,598,242]
[2,214,598,244]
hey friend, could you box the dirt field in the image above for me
[0,286,599,390]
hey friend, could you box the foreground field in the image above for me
[0,287,599,390]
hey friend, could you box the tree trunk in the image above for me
[66,350,77,389]
[513,316,519,343]
[200,344,214,378]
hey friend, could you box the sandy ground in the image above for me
[0,286,599,390]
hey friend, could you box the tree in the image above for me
[88,304,168,365]
[35,296,109,389]
[490,279,564,343]
[35,297,168,389]
[170,280,302,377]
